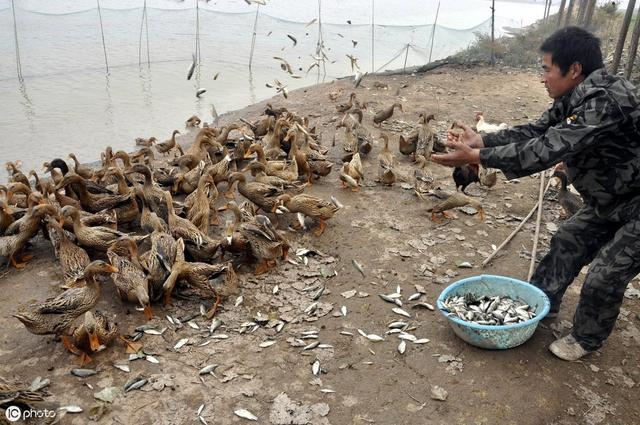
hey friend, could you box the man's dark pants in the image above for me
[530,196,640,351]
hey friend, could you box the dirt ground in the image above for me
[1,65,639,425]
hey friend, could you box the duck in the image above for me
[6,182,32,208]
[398,132,417,156]
[0,198,15,235]
[187,173,214,233]
[162,190,218,256]
[274,194,340,236]
[45,216,90,289]
[172,161,205,195]
[373,102,403,126]
[413,154,435,194]
[552,169,583,218]
[262,118,288,160]
[71,310,119,364]
[185,115,201,128]
[13,260,118,353]
[427,192,485,222]
[55,174,130,214]
[130,147,155,165]
[125,164,168,220]
[43,158,69,176]
[336,92,356,113]
[226,172,283,213]
[1,204,57,268]
[222,210,288,275]
[204,150,234,185]
[0,376,50,407]
[416,113,437,158]
[162,238,235,308]
[247,144,287,174]
[29,170,52,197]
[61,205,131,252]
[377,133,396,186]
[107,237,153,320]
[243,162,305,193]
[479,166,498,189]
[135,136,157,147]
[104,167,139,225]
[139,220,177,300]
[68,153,95,180]
[3,193,47,236]
[156,130,181,156]
[342,126,358,153]
[218,201,252,259]
[136,188,169,234]
[452,164,480,194]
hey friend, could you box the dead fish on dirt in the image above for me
[312,359,321,375]
[199,364,219,375]
[234,408,258,421]
[124,376,148,392]
[352,259,365,277]
[71,368,98,378]
[441,294,536,325]
[209,317,222,334]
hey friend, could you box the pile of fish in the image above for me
[441,294,537,326]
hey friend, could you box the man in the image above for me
[431,26,640,361]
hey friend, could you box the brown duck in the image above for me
[156,129,181,156]
[373,102,403,126]
[427,192,485,222]
[275,194,340,236]
[13,260,118,353]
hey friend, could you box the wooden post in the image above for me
[611,0,637,73]
[371,0,375,72]
[491,0,495,66]
[428,1,440,63]
[556,0,567,28]
[402,44,410,72]
[528,172,547,281]
[565,0,576,26]
[625,3,640,79]
[97,0,109,74]
[583,0,597,28]
[248,5,260,70]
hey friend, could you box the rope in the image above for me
[11,0,23,81]
[427,1,440,63]
[374,45,406,73]
[96,0,109,74]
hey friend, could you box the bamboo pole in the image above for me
[145,1,150,67]
[491,0,495,65]
[528,172,547,281]
[11,0,22,81]
[138,0,146,67]
[97,0,109,74]
[625,2,640,79]
[371,0,375,72]
[428,1,440,63]
[248,5,260,69]
[482,176,554,268]
[402,44,410,72]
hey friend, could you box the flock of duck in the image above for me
[0,87,582,374]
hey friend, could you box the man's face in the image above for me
[540,53,584,99]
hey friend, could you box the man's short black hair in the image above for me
[540,26,604,76]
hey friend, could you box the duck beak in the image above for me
[217,205,228,212]
[88,329,102,352]
[105,265,119,274]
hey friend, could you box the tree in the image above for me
[577,0,588,25]
[557,0,568,28]
[584,0,597,27]
[612,0,637,73]
[626,3,640,78]
[565,0,577,26]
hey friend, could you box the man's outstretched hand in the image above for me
[430,121,484,167]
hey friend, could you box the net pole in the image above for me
[97,0,109,74]
[145,1,150,67]
[371,0,375,72]
[11,0,22,81]
[428,1,440,63]
[248,5,260,70]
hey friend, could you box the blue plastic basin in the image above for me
[437,274,551,349]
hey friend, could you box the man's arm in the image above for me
[482,107,555,148]
[480,95,622,178]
